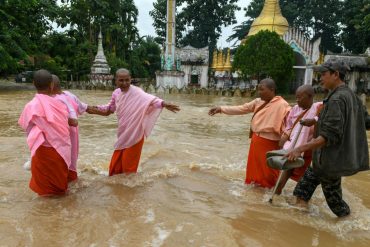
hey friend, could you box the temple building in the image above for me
[245,0,321,88]
[156,0,209,89]
[89,29,113,87]
[211,49,233,88]
[177,45,209,88]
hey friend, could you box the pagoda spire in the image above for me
[247,0,289,37]
[90,27,110,75]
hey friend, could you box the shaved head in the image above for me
[295,84,315,109]
[115,68,130,77]
[296,84,314,98]
[260,78,276,93]
[33,69,52,91]
[52,74,61,91]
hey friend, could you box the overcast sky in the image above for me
[134,0,252,47]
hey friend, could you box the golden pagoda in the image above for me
[216,49,224,71]
[224,49,232,72]
[247,0,289,37]
[211,50,218,69]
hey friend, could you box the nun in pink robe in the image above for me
[98,86,164,175]
[19,94,72,195]
[55,91,88,181]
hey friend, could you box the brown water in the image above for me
[0,90,370,247]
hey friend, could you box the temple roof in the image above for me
[325,55,369,69]
[177,46,209,64]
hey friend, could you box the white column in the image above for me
[304,67,313,85]
[165,0,176,70]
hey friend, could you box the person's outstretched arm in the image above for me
[150,98,180,113]
[63,91,88,115]
[87,89,120,116]
[209,99,259,116]
[162,102,180,113]
[86,106,112,116]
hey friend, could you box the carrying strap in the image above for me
[249,101,268,138]
[288,109,309,139]
[290,124,303,149]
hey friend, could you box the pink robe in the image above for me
[283,102,323,150]
[99,86,163,150]
[18,94,71,168]
[55,92,87,172]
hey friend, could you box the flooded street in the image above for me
[0,90,370,246]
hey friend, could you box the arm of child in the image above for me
[87,89,120,116]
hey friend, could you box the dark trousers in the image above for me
[293,167,350,217]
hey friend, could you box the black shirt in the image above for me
[313,84,369,178]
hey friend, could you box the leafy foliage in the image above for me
[150,0,240,54]
[149,0,186,45]
[342,0,370,53]
[0,0,58,74]
[233,30,295,94]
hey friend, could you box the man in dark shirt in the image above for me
[286,60,369,217]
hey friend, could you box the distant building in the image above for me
[324,54,370,93]
[177,45,209,88]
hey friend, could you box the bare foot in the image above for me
[287,196,309,211]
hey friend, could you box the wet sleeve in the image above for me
[69,93,88,114]
[58,97,77,119]
[221,99,258,115]
[97,90,117,113]
[319,99,345,146]
[151,98,164,109]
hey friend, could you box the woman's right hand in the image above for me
[208,106,221,116]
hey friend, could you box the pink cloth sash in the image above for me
[114,85,163,150]
[18,94,72,168]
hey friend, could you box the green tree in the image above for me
[59,0,139,61]
[0,0,59,75]
[129,36,162,78]
[149,0,186,45]
[342,0,370,54]
[233,30,295,94]
[40,32,93,80]
[180,0,240,52]
[150,0,239,53]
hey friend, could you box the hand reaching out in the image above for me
[163,102,180,113]
[300,118,317,127]
[68,118,78,127]
[86,106,112,116]
[208,106,221,116]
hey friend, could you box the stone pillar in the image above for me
[165,0,176,70]
[304,67,313,85]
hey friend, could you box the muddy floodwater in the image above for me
[0,90,369,246]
